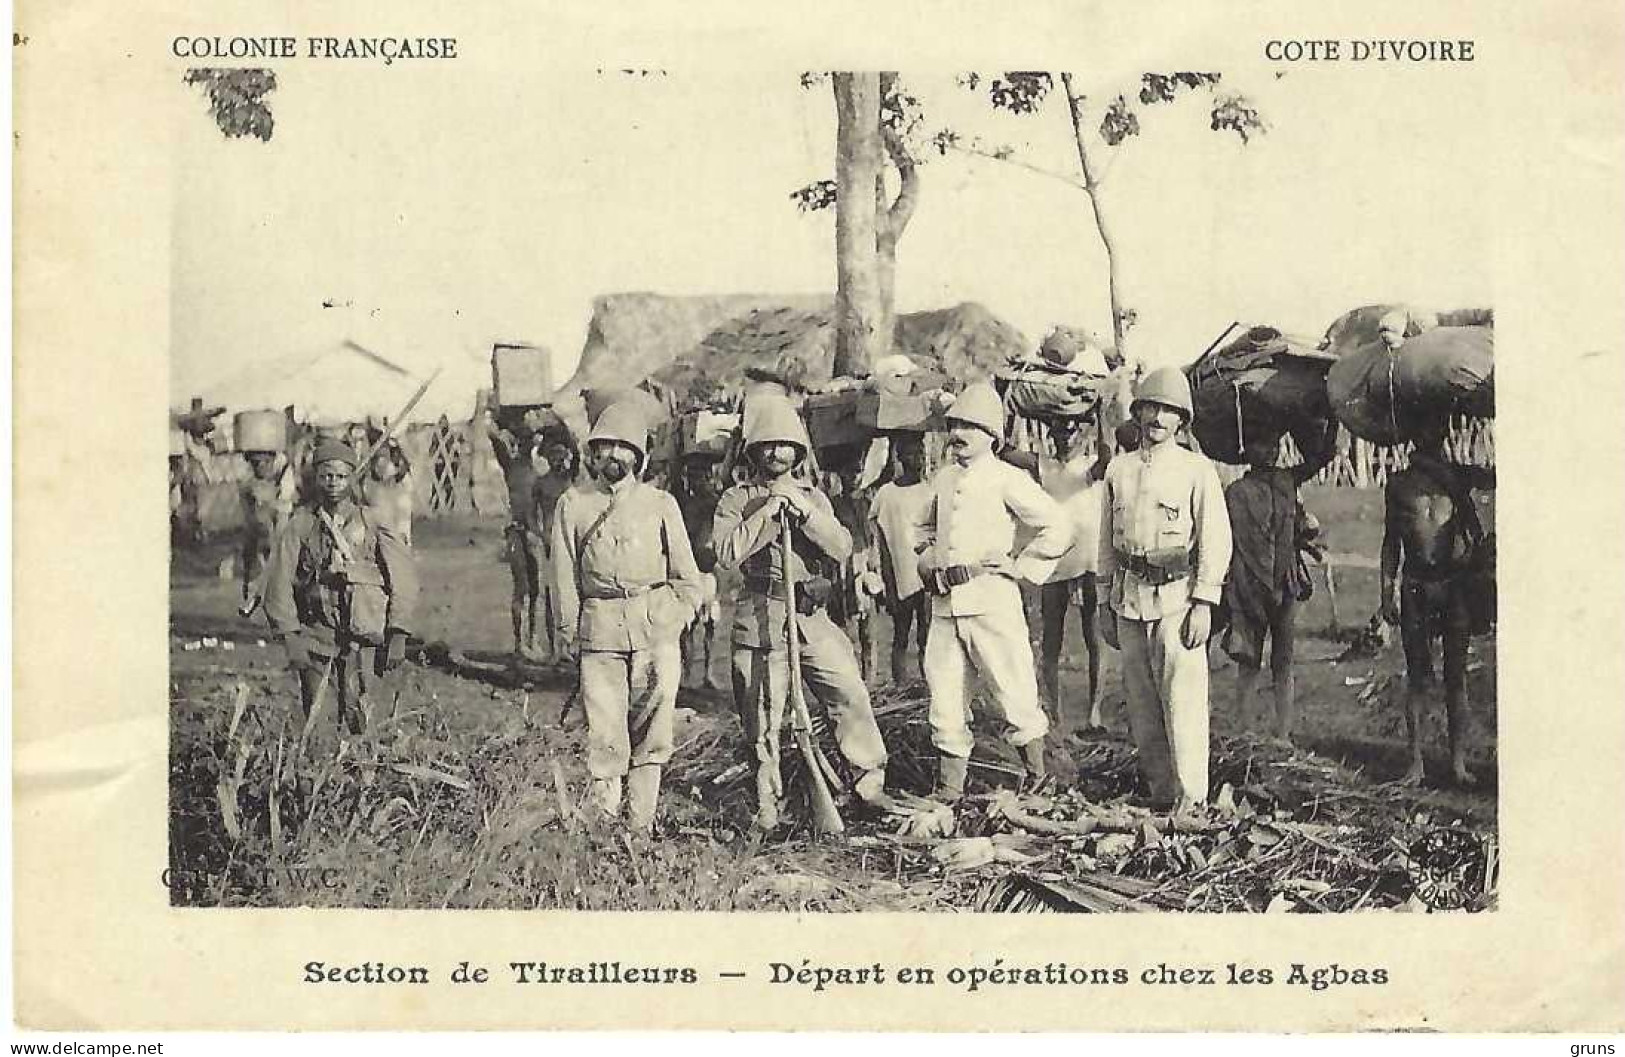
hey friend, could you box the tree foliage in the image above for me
[950,69,1267,358]
[183,68,277,142]
[791,179,838,213]
[791,73,928,213]
[971,69,1265,146]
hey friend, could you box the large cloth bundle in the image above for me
[1323,305,1494,445]
[999,334,1114,423]
[1185,325,1336,465]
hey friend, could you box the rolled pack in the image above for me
[1323,304,1494,445]
[1185,325,1335,465]
[999,327,1115,423]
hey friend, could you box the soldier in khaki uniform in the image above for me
[712,396,892,831]
[913,382,1074,800]
[552,401,704,832]
[263,440,417,749]
[1097,368,1232,814]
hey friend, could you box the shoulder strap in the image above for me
[317,508,360,564]
[573,489,622,580]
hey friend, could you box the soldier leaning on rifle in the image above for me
[911,382,1074,800]
[1097,368,1232,818]
[263,440,417,751]
[712,396,893,831]
[551,401,704,833]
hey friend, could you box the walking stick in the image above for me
[780,515,845,837]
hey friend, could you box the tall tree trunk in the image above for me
[833,72,885,379]
[1061,73,1129,364]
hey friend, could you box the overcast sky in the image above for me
[170,63,1493,417]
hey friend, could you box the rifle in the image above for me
[780,515,846,837]
[355,368,443,479]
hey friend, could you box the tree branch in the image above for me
[880,123,920,249]
[875,72,921,248]
[1062,72,1128,354]
[940,140,1088,193]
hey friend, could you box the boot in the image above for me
[854,766,902,814]
[1020,738,1049,793]
[589,776,623,818]
[935,755,969,803]
[626,765,662,834]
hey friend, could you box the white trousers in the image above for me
[924,581,1050,759]
[1118,607,1210,806]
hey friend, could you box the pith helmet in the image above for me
[312,439,359,469]
[944,381,1004,438]
[743,396,811,453]
[587,400,649,462]
[1131,366,1194,421]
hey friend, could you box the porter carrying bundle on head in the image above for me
[1185,324,1338,465]
[1322,304,1494,446]
[997,327,1116,423]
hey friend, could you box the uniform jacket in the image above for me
[1098,442,1232,621]
[712,477,850,648]
[263,499,417,649]
[911,452,1074,617]
[551,477,703,652]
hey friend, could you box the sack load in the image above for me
[996,327,1115,423]
[1323,304,1494,445]
[999,359,1109,422]
[1185,325,1336,465]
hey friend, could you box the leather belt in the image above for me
[584,581,667,600]
[743,575,829,615]
[1115,549,1193,587]
[924,560,1013,595]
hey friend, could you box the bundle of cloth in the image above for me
[997,327,1118,422]
[1185,324,1339,466]
[1322,304,1494,446]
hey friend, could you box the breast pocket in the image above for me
[1154,498,1191,548]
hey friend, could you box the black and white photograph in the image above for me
[13,0,1625,1037]
[165,63,1499,914]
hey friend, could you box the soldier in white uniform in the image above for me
[1097,367,1233,815]
[912,382,1074,800]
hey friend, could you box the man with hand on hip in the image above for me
[913,381,1073,801]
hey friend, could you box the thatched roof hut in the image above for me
[555,293,1029,437]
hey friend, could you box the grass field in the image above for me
[168,483,1496,911]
